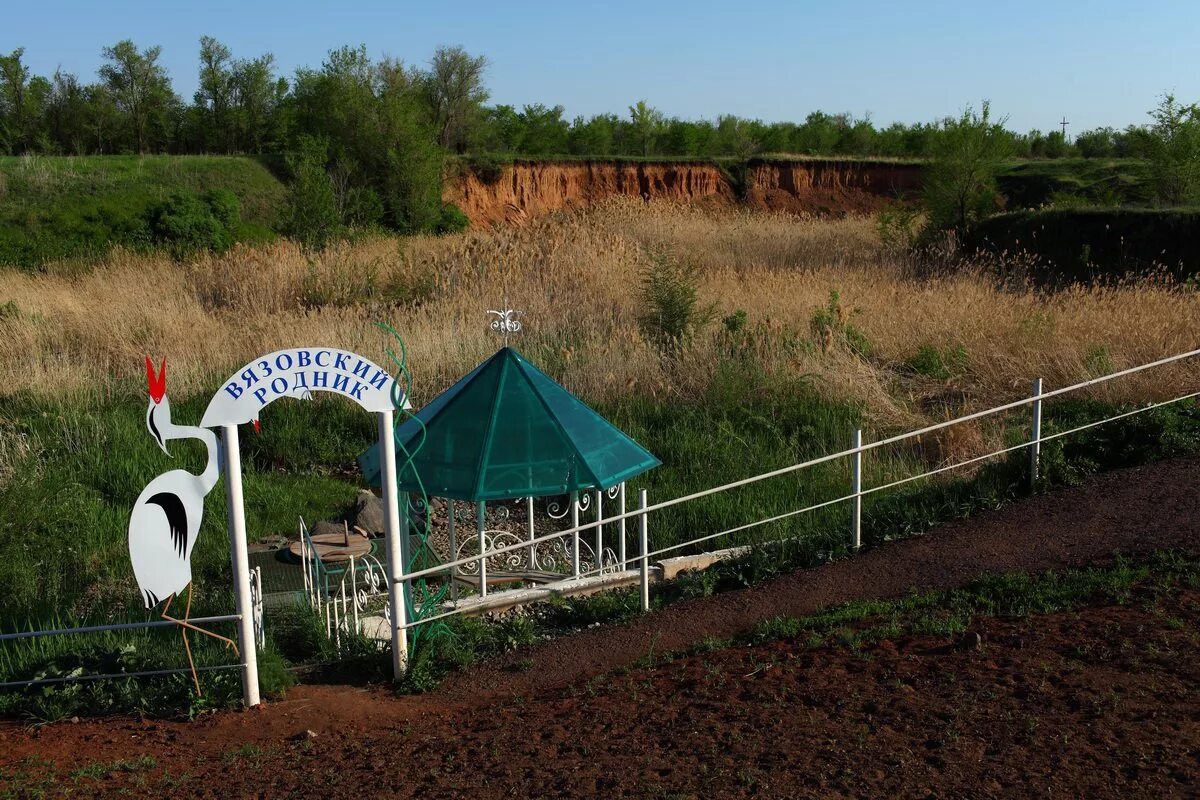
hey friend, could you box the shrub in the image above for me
[284,136,341,250]
[921,102,1012,242]
[465,153,506,185]
[637,248,715,349]
[145,190,239,258]
[1146,93,1200,206]
[437,202,471,234]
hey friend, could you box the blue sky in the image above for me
[6,0,1199,133]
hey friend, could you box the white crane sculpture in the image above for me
[128,357,237,694]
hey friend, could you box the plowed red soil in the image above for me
[3,457,1199,798]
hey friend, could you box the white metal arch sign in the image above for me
[201,347,402,427]
[127,346,411,709]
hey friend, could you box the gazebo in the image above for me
[358,346,660,597]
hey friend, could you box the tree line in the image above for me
[0,38,1175,161]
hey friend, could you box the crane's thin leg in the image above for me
[162,583,239,656]
[180,590,201,697]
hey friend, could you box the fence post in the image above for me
[618,482,627,570]
[639,489,650,612]
[377,409,409,678]
[526,495,536,572]
[477,500,488,598]
[571,490,581,578]
[594,488,604,573]
[219,424,261,708]
[1029,378,1043,492]
[850,428,863,551]
[447,502,458,603]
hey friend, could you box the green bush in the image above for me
[145,190,240,257]
[637,248,715,349]
[283,136,341,250]
[437,202,471,234]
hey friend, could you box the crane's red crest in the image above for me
[145,356,167,404]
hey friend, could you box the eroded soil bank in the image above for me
[445,158,921,225]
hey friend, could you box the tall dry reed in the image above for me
[0,199,1195,425]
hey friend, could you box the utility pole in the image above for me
[1059,116,1070,140]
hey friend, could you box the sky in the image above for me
[6,0,1200,134]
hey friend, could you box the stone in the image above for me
[352,490,386,536]
[956,631,983,651]
[311,520,347,539]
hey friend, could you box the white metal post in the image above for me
[851,428,863,551]
[570,490,581,578]
[618,483,627,570]
[1030,378,1043,492]
[220,424,260,708]
[377,409,409,678]
[526,496,536,571]
[594,489,604,572]
[477,501,488,598]
[447,501,458,603]
[639,489,650,611]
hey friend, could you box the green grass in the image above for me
[2,356,1197,716]
[739,549,1200,651]
[997,158,1152,208]
[0,155,285,269]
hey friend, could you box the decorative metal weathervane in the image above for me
[487,305,523,345]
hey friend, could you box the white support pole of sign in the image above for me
[377,409,409,678]
[1030,378,1044,493]
[570,491,581,579]
[526,496,536,571]
[447,501,458,604]
[638,489,650,612]
[618,483,627,570]
[220,424,261,708]
[477,501,488,598]
[594,489,604,572]
[850,428,863,551]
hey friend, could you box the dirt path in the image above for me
[2,456,1198,797]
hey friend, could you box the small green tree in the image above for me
[1146,93,1200,206]
[921,101,1012,241]
[284,136,340,250]
[638,248,715,350]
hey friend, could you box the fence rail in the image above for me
[394,345,1200,630]
[0,567,263,691]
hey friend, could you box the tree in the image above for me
[46,69,89,154]
[195,36,233,151]
[1145,93,1200,206]
[628,100,664,156]
[0,48,33,153]
[98,39,176,153]
[423,45,488,152]
[921,101,1012,240]
[230,52,282,152]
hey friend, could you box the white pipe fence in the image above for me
[392,345,1200,639]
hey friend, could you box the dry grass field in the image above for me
[1,199,1195,418]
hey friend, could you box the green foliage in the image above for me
[437,202,470,234]
[908,344,968,380]
[145,189,239,257]
[809,290,871,355]
[0,155,283,269]
[736,551,1200,650]
[1146,93,1200,206]
[283,136,340,250]
[922,102,1012,240]
[637,248,715,349]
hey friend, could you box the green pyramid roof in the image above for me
[358,347,660,501]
